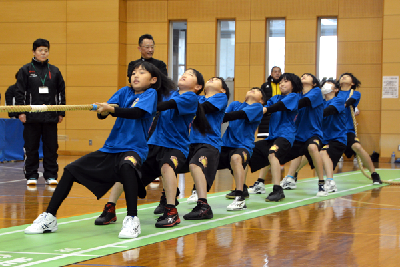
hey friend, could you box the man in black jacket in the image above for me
[15,39,66,186]
[127,34,168,81]
[257,66,282,138]
[5,71,19,118]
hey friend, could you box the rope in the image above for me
[0,104,118,113]
[348,90,400,185]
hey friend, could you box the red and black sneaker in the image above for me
[183,200,213,220]
[155,205,181,228]
[95,203,117,225]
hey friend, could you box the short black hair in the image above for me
[15,70,19,79]
[281,73,302,93]
[250,87,267,104]
[321,78,336,88]
[302,73,321,88]
[139,34,155,46]
[187,68,205,95]
[270,66,281,73]
[33,39,50,51]
[338,72,361,90]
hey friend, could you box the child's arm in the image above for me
[223,110,248,123]
[157,99,177,111]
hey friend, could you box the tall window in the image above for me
[217,20,235,103]
[318,18,337,80]
[169,21,187,84]
[266,19,285,78]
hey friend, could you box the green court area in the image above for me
[0,169,398,267]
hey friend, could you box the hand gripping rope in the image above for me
[0,104,118,113]
[349,90,400,185]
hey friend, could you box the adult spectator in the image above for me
[15,38,66,185]
[257,66,282,138]
[5,71,19,118]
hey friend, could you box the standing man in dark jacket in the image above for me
[127,34,168,81]
[257,66,282,138]
[15,38,66,186]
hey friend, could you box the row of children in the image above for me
[24,62,382,239]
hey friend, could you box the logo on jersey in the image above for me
[199,156,208,168]
[171,156,178,168]
[270,145,278,152]
[131,98,139,108]
[124,156,137,166]
[242,152,247,162]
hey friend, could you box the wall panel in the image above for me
[127,1,167,22]
[285,64,316,76]
[249,65,264,88]
[187,44,215,66]
[236,20,251,43]
[286,43,316,65]
[250,20,265,43]
[381,111,400,133]
[0,23,67,44]
[66,65,118,87]
[67,0,118,22]
[0,1,67,22]
[249,42,265,66]
[235,43,250,66]
[355,88,381,111]
[356,110,381,134]
[336,64,382,88]
[337,41,381,65]
[127,22,168,45]
[67,44,119,65]
[65,129,114,151]
[382,39,400,63]
[67,22,119,43]
[339,18,382,42]
[286,19,316,43]
[187,22,216,44]
[339,0,383,18]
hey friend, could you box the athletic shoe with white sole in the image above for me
[45,178,58,185]
[371,172,382,185]
[27,178,38,185]
[325,179,337,193]
[227,196,247,211]
[316,183,328,197]
[248,181,266,194]
[25,212,57,234]
[119,216,141,239]
[187,190,198,204]
[281,176,297,190]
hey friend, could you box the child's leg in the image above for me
[321,150,333,179]
[119,164,138,217]
[189,164,207,199]
[269,153,281,185]
[351,142,375,173]
[161,163,178,205]
[307,143,324,181]
[46,169,76,216]
[230,154,244,191]
[107,182,124,204]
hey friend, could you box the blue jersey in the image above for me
[100,87,157,162]
[322,91,347,145]
[295,87,324,142]
[266,93,300,146]
[190,93,228,152]
[342,90,361,134]
[222,101,264,156]
[148,90,198,157]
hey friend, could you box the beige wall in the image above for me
[0,0,398,157]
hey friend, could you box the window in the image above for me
[169,21,187,84]
[266,19,285,77]
[217,20,235,103]
[317,18,337,80]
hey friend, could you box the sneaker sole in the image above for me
[25,228,57,234]
[373,182,382,185]
[227,206,247,211]
[183,214,213,220]
[316,192,328,197]
[118,231,141,239]
[46,181,58,185]
[27,181,37,185]
[226,195,250,199]
[95,217,117,225]
[155,218,181,228]
[265,197,285,202]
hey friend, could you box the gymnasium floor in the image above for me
[1,156,400,267]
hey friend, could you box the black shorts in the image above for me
[344,132,360,158]
[65,150,145,200]
[249,138,291,173]
[218,146,250,173]
[180,143,219,191]
[281,136,323,169]
[140,145,187,187]
[321,141,347,170]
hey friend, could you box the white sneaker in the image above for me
[227,196,247,211]
[25,212,57,234]
[27,178,38,185]
[316,184,328,197]
[119,216,141,239]
[248,181,266,194]
[187,190,198,204]
[45,178,58,185]
[281,177,297,190]
[325,179,337,193]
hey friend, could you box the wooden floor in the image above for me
[1,156,400,266]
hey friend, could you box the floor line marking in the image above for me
[18,182,378,267]
[0,251,100,257]
[0,179,26,184]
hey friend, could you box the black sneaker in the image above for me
[154,191,180,214]
[155,206,181,228]
[95,203,117,225]
[183,200,213,220]
[265,185,285,202]
[371,172,382,185]
[226,184,249,199]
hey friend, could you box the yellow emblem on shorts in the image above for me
[242,152,247,162]
[323,145,329,149]
[314,139,320,145]
[199,156,208,168]
[171,156,178,168]
[125,156,137,166]
[355,137,360,142]
[270,145,278,151]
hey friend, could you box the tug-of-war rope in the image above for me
[0,104,118,113]
[349,90,399,185]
